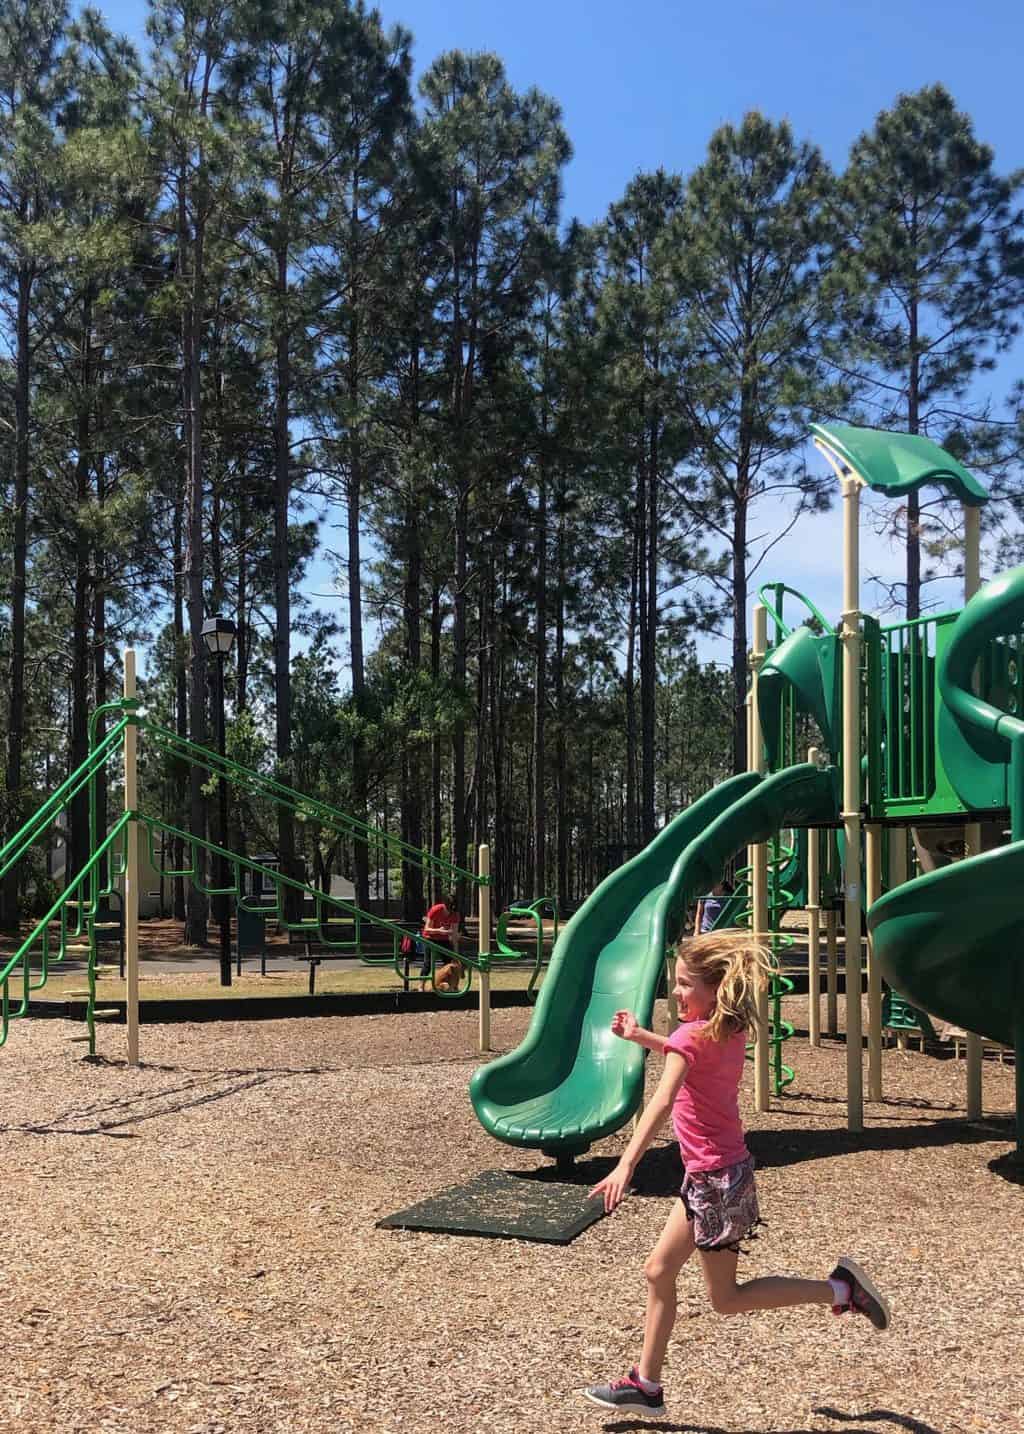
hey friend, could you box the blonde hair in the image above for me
[674,928,772,1043]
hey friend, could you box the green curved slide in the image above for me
[869,565,1024,1148]
[470,762,837,1159]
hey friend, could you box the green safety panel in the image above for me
[470,763,838,1157]
[811,423,988,507]
[759,625,840,765]
[869,843,1021,1049]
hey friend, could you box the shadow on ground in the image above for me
[0,1059,328,1137]
[528,1110,1018,1194]
[603,1410,942,1434]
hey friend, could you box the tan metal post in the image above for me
[963,502,983,1119]
[865,823,883,1101]
[806,748,821,1047]
[478,844,491,1054]
[666,953,680,1035]
[124,650,140,1067]
[750,604,770,1113]
[840,473,865,1132]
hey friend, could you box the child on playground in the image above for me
[582,927,890,1419]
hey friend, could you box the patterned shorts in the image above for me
[680,1154,762,1253]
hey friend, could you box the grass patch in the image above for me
[26,959,544,1004]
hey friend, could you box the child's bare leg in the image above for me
[639,1201,696,1384]
[698,1247,833,1314]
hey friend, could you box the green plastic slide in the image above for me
[470,762,837,1159]
[868,844,1020,1049]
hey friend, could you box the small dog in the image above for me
[433,958,466,992]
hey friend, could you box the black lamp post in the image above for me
[201,615,237,986]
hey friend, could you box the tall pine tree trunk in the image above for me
[640,417,658,843]
[236,482,249,712]
[430,583,443,901]
[554,489,568,911]
[1,263,32,931]
[731,492,749,775]
[69,290,93,883]
[183,177,209,946]
[452,483,469,907]
[906,290,921,620]
[624,511,639,852]
[533,459,547,894]
[273,247,296,911]
[401,502,423,921]
[347,451,368,909]
[172,477,187,920]
[92,571,109,891]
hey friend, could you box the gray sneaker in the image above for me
[582,1366,666,1417]
[830,1255,891,1331]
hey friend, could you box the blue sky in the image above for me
[96,0,1024,665]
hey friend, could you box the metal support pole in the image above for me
[806,748,821,1048]
[865,822,883,1101]
[124,651,140,1067]
[750,605,770,1114]
[1016,1006,1024,1158]
[963,502,983,1119]
[478,844,491,1053]
[826,906,838,1036]
[665,953,680,1035]
[216,653,231,987]
[841,473,864,1132]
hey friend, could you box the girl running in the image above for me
[583,928,890,1419]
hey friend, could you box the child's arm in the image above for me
[588,1052,688,1213]
[611,1009,668,1055]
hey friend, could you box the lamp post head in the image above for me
[201,615,237,657]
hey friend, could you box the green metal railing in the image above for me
[757,582,832,643]
[0,721,131,1051]
[493,896,559,1002]
[136,812,477,998]
[876,612,957,807]
[757,582,833,774]
[141,719,485,896]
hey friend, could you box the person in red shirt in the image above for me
[419,894,462,990]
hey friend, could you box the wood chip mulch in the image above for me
[0,995,1021,1434]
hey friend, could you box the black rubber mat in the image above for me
[377,1168,606,1244]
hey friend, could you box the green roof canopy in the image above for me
[810,422,988,507]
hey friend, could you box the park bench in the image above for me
[288,919,422,994]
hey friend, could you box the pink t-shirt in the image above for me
[664,1018,749,1173]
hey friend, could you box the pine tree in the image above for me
[414,50,570,898]
[835,84,1024,618]
[0,0,70,926]
[670,113,840,771]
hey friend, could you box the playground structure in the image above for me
[0,654,554,1054]
[471,422,1024,1164]
[1,422,1022,1167]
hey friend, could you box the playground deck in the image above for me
[0,999,1019,1434]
